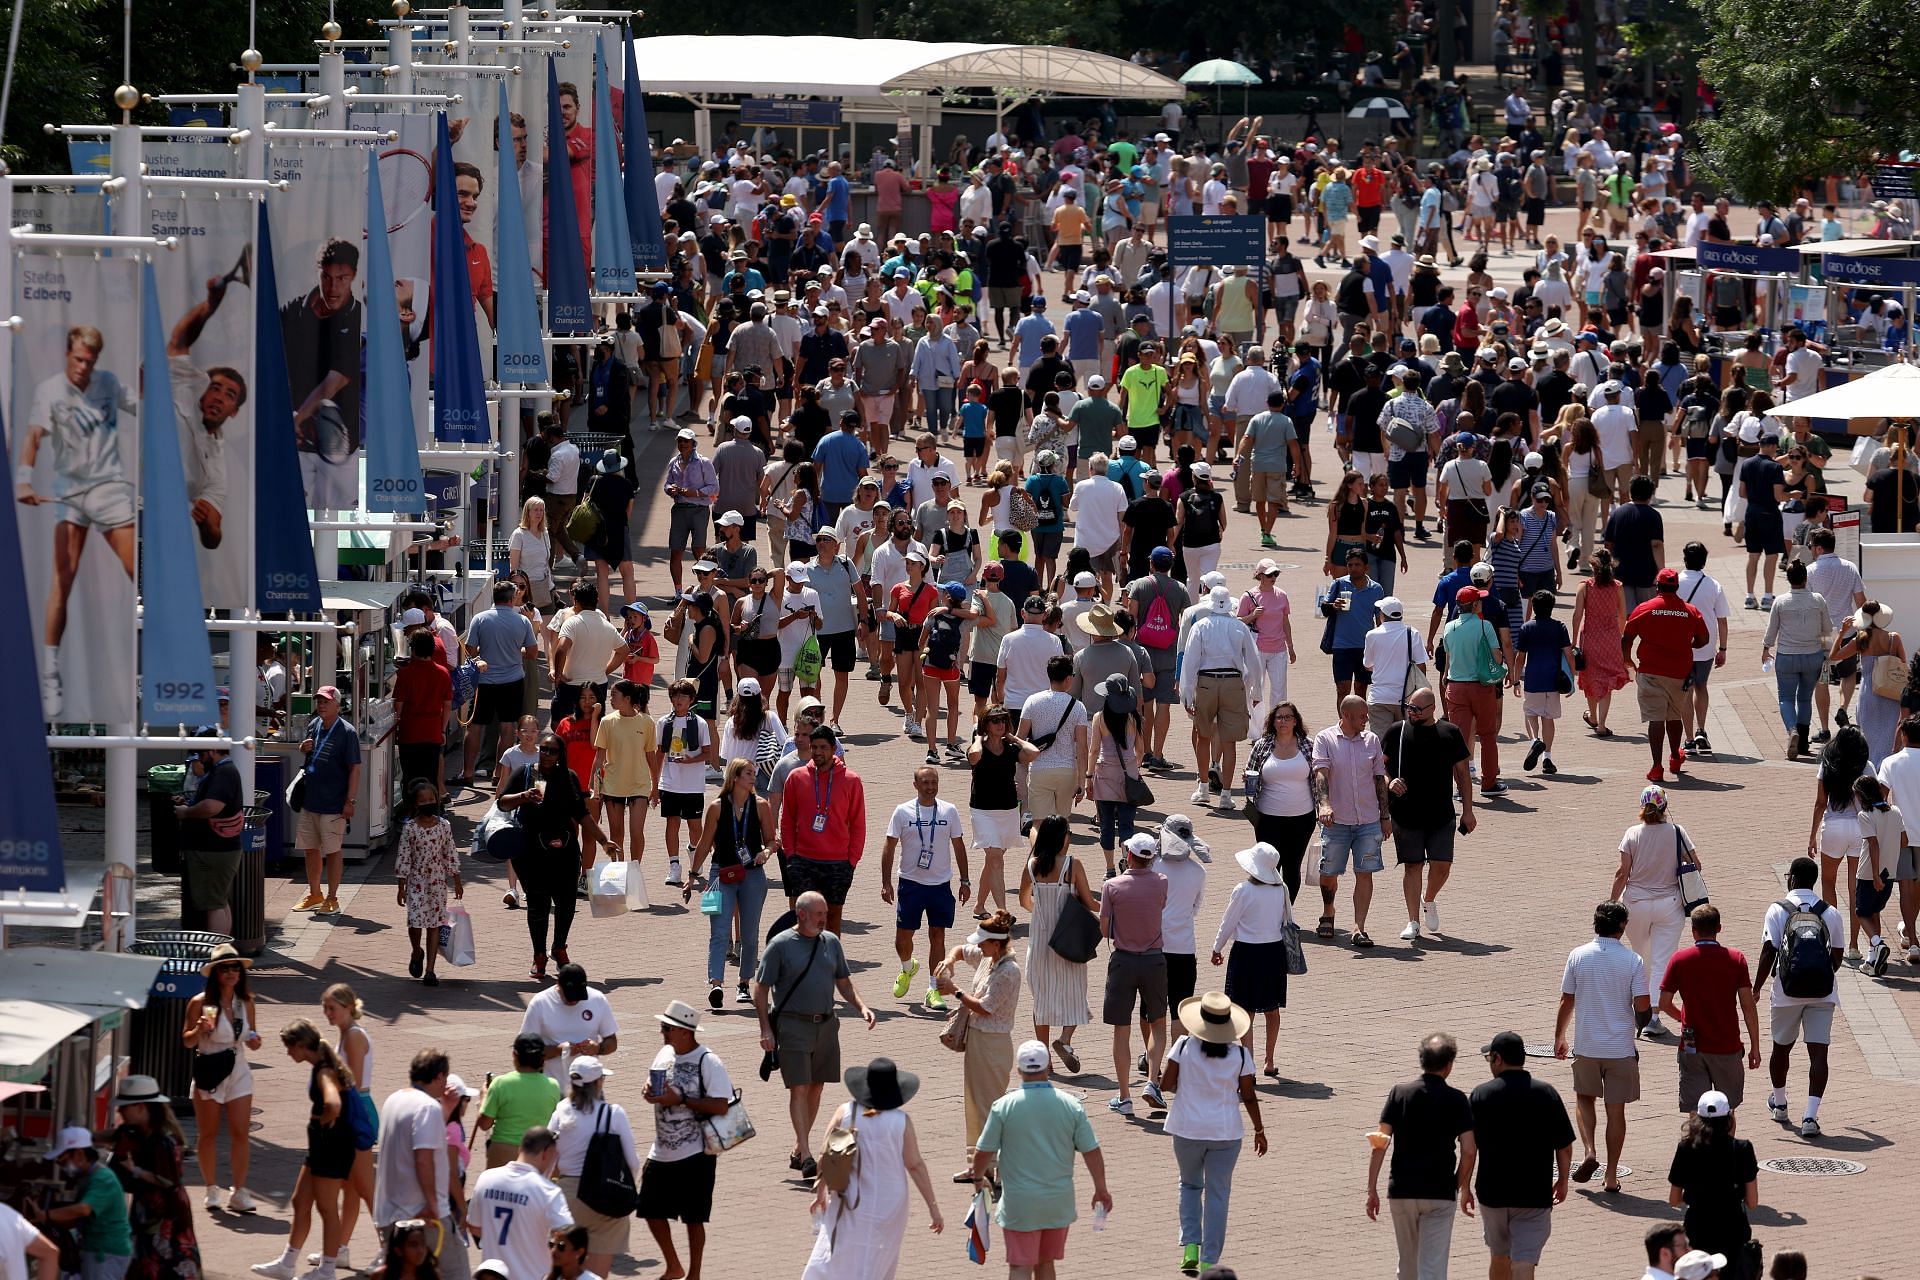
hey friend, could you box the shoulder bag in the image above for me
[758,933,825,1082]
[686,1046,756,1155]
[1871,644,1908,702]
[1587,444,1613,498]
[1317,579,1351,655]
[1674,826,1709,913]
[1046,855,1103,964]
[1401,630,1430,706]
[939,1001,972,1053]
[575,1102,638,1217]
[816,1103,859,1195]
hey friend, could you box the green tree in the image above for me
[1692,0,1920,199]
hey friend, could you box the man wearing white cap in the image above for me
[466,1126,570,1280]
[1180,587,1261,811]
[1673,1248,1730,1280]
[40,1126,130,1278]
[1103,832,1172,1114]
[1362,596,1431,739]
[972,1039,1111,1274]
[638,1001,734,1280]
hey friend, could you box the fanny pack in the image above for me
[193,1049,237,1093]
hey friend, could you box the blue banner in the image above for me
[67,141,111,174]
[1166,215,1266,270]
[0,394,67,892]
[431,113,491,443]
[363,150,427,512]
[493,82,549,386]
[622,31,667,272]
[591,41,636,296]
[252,206,322,609]
[1822,254,1920,289]
[545,61,592,333]
[739,98,841,127]
[1696,241,1801,275]
[139,262,221,729]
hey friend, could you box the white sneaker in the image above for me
[665,860,685,888]
[228,1187,258,1213]
[904,717,923,739]
[1643,1016,1668,1038]
[204,1186,225,1211]
[1422,900,1441,934]
[300,1264,338,1280]
[252,1257,297,1279]
[1190,785,1209,805]
[1800,1115,1822,1138]
[1399,920,1420,941]
[1214,789,1235,812]
[305,1250,350,1271]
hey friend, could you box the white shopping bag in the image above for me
[439,905,477,966]
[590,855,649,915]
[1851,434,1876,477]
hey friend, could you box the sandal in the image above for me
[1352,931,1375,948]
[1316,915,1336,938]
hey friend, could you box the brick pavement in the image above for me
[189,251,1919,1280]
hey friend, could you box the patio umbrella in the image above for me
[1179,58,1263,133]
[1348,96,1410,120]
[1767,360,1920,421]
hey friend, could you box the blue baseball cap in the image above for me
[1150,546,1174,564]
[944,582,969,602]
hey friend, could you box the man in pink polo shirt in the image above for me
[1238,559,1296,739]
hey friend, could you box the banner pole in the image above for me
[228,80,268,790]
[107,121,146,945]
[496,0,525,536]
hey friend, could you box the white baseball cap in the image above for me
[1015,1040,1052,1072]
[49,1126,95,1160]
[399,607,427,627]
[1072,571,1097,589]
[1695,1089,1731,1119]
[1124,832,1158,858]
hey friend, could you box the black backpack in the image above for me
[1777,897,1835,1000]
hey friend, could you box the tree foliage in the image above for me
[1692,0,1920,199]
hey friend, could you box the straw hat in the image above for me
[200,942,251,975]
[1852,603,1892,631]
[1076,603,1124,638]
[1178,992,1252,1044]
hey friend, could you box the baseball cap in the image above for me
[1507,357,1528,371]
[1531,483,1553,501]
[1377,596,1404,619]
[1124,832,1158,858]
[1469,562,1494,585]
[1675,1252,1729,1280]
[676,426,697,440]
[1695,1089,1731,1119]
[1255,558,1281,577]
[1015,1040,1052,1072]
[1117,435,1138,452]
[1022,594,1048,615]
[48,1126,95,1160]
[1480,1030,1526,1064]
[568,1055,611,1084]
[1455,585,1482,605]
[475,1262,512,1280]
[1656,567,1681,588]
[315,684,343,703]
[1150,545,1174,565]
[399,607,427,627]
[1192,461,1212,479]
[1087,375,1106,390]
[717,509,745,527]
[1072,571,1097,589]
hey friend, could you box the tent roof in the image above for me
[1768,361,1920,421]
[628,36,1184,102]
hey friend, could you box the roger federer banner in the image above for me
[545,60,593,334]
[493,82,549,386]
[432,113,491,443]
[138,262,221,729]
[252,207,321,611]
[10,253,140,726]
[363,150,427,512]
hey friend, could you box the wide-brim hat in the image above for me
[1075,604,1123,637]
[1178,992,1252,1044]
[113,1074,168,1108]
[845,1057,920,1110]
[201,943,251,975]
[1235,841,1284,885]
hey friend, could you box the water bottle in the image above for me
[1761,657,1774,674]
[1091,1203,1109,1233]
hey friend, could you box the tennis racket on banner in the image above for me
[377,147,434,235]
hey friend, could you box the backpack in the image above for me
[1777,897,1835,1000]
[1683,403,1712,440]
[1138,585,1177,649]
[1385,407,1426,453]
[566,495,602,544]
[1007,485,1040,531]
[1029,480,1060,525]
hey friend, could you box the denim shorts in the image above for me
[1319,820,1385,876]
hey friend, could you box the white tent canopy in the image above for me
[627,36,1184,102]
[1777,361,1920,420]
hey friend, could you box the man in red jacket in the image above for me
[779,726,867,934]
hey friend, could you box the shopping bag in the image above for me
[439,905,477,967]
[590,856,634,918]
[965,1188,993,1264]
[626,857,650,910]
[699,1091,757,1154]
[1851,434,1876,477]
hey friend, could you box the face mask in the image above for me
[417,804,438,818]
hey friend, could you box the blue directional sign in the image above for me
[1166,215,1265,270]
[739,98,842,127]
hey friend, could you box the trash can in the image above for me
[254,755,289,867]
[230,807,271,956]
[147,765,187,876]
[128,931,232,1104]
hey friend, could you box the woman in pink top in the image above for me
[1237,561,1296,737]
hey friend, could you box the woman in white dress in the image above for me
[802,1058,943,1280]
[183,942,262,1213]
[1017,815,1098,1074]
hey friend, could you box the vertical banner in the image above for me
[253,206,322,610]
[590,40,635,295]
[363,150,427,513]
[146,190,257,608]
[432,113,492,443]
[449,60,502,365]
[351,112,438,447]
[0,400,68,892]
[508,51,546,284]
[622,30,667,271]
[553,36,595,275]
[268,142,367,510]
[546,61,593,333]
[494,82,549,385]
[138,262,221,729]
[10,254,140,725]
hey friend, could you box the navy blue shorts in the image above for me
[1331,646,1372,686]
[1857,874,1895,916]
[1387,453,1429,490]
[895,878,957,930]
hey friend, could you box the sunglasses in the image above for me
[537,745,562,756]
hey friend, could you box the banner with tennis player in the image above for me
[146,188,256,608]
[10,253,141,725]
[268,141,368,511]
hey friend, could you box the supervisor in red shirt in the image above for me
[388,630,453,791]
[1622,568,1709,782]
[1658,904,1761,1113]
[778,727,867,933]
[1350,161,1388,235]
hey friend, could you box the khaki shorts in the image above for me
[555,1174,631,1255]
[1251,469,1288,503]
[1523,690,1563,719]
[295,810,348,856]
[1194,672,1251,742]
[1770,1001,1834,1046]
[1480,1205,1552,1264]
[1635,672,1688,724]
[1027,765,1078,821]
[1677,1049,1746,1113]
[1571,1053,1641,1104]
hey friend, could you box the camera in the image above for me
[1305,95,1320,111]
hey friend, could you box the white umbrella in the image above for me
[1774,361,1920,420]
[1348,96,1410,120]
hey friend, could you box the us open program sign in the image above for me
[1167,215,1265,270]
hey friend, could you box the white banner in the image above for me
[146,191,258,608]
[9,254,141,724]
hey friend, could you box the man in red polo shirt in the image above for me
[778,726,867,934]
[454,162,497,328]
[1622,567,1710,783]
[1658,904,1761,1114]
[1351,152,1388,237]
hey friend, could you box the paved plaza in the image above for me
[177,215,1920,1280]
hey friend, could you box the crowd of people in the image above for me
[29,50,1918,1280]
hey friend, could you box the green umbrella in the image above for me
[1178,59,1263,139]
